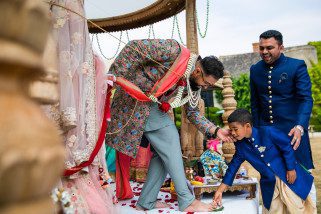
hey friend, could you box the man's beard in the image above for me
[189,76,200,91]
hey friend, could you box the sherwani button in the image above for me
[268,81,271,84]
[270,116,273,119]
[255,145,258,148]
[261,154,264,157]
[270,66,273,69]
[269,111,273,114]
[270,120,274,123]
[268,86,271,89]
[269,91,272,94]
[267,163,271,166]
[269,95,272,98]
[268,76,271,79]
[269,71,272,73]
[269,100,272,103]
[269,106,272,109]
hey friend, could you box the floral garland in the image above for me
[51,188,74,214]
[150,53,201,112]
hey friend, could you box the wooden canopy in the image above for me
[88,0,185,33]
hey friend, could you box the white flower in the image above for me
[81,62,90,74]
[72,32,83,45]
[50,188,59,202]
[61,191,71,205]
[54,18,66,28]
[68,135,77,143]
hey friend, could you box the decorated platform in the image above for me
[110,181,261,213]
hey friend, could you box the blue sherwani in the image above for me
[222,126,313,210]
[250,53,314,169]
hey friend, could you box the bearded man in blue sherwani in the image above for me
[249,30,316,204]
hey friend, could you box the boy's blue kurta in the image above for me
[250,53,314,169]
[222,126,313,210]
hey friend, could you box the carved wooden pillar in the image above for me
[29,33,59,105]
[0,1,65,213]
[221,71,237,162]
[185,0,198,53]
[180,0,205,159]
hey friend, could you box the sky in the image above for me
[85,0,321,58]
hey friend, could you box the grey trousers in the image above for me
[137,124,195,211]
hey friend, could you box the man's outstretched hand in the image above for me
[217,128,236,143]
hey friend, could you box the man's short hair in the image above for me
[199,55,224,80]
[260,30,283,45]
[228,108,253,126]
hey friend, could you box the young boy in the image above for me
[213,109,316,213]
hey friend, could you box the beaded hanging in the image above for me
[149,53,201,112]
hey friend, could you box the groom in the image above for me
[106,39,234,212]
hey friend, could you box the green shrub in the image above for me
[308,41,321,62]
[215,73,251,111]
[173,106,224,129]
[204,106,224,127]
[308,41,321,131]
[308,62,321,131]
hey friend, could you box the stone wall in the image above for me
[220,45,318,77]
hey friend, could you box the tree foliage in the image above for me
[308,41,321,131]
[308,41,321,62]
[308,63,321,131]
[215,73,251,111]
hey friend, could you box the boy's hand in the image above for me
[213,191,223,207]
[286,170,296,184]
[213,183,227,207]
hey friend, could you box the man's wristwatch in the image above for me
[295,125,304,136]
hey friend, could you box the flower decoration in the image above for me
[258,146,266,153]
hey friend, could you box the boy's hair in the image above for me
[259,30,283,45]
[228,108,253,126]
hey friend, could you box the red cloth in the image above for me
[115,46,190,101]
[116,145,153,200]
[116,151,134,200]
[130,145,153,182]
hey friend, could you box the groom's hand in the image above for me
[217,128,236,143]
